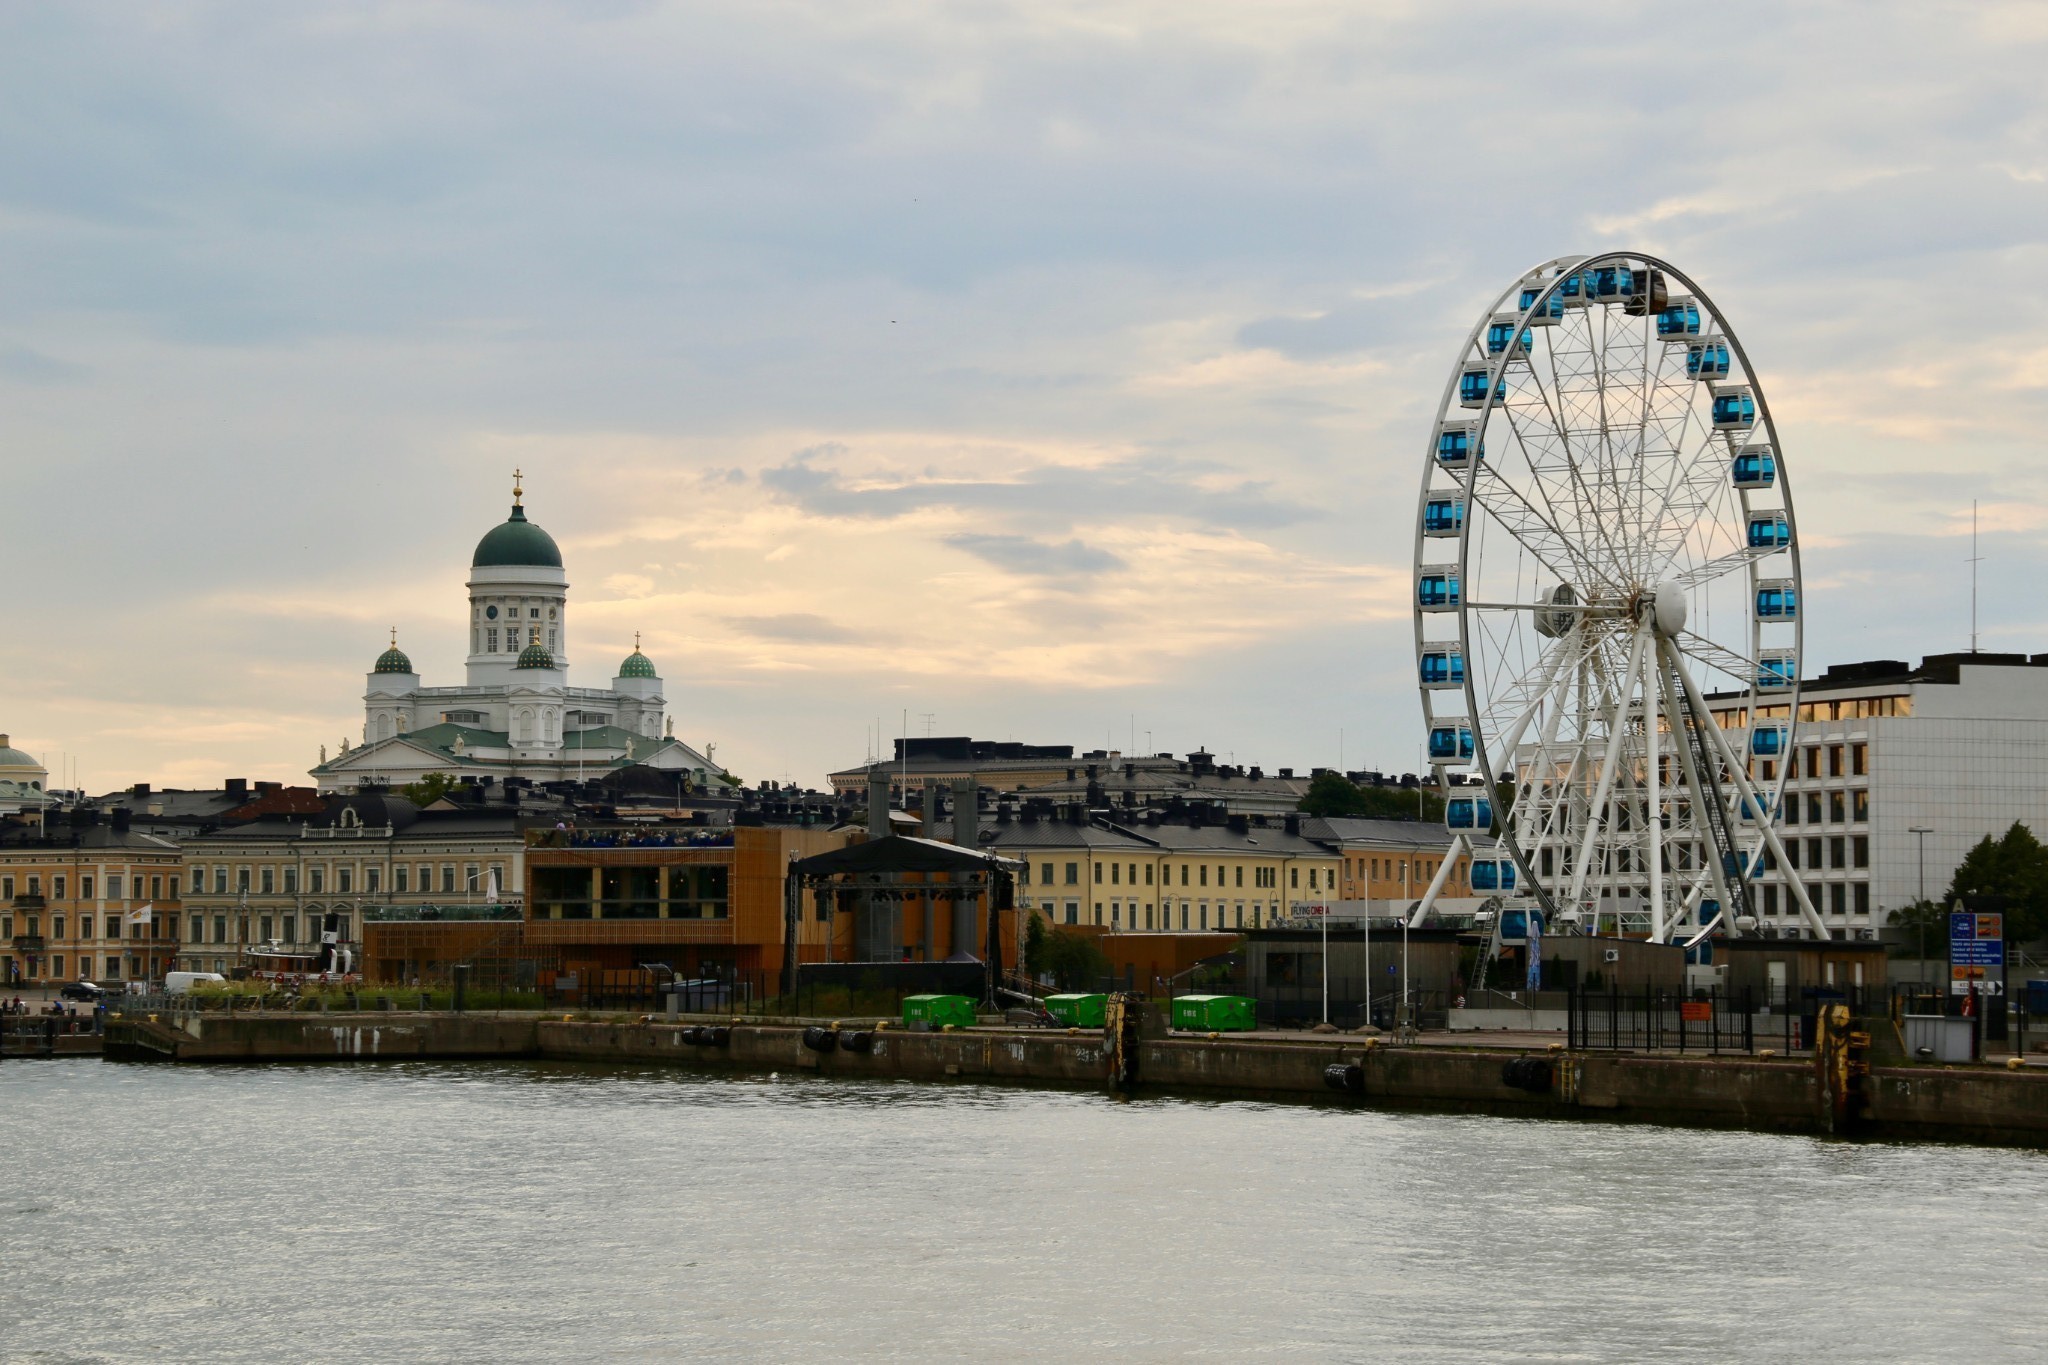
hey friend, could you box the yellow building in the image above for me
[1,814,185,987]
[984,806,1343,933]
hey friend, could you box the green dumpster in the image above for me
[902,994,977,1028]
[1044,993,1107,1028]
[1171,994,1257,1032]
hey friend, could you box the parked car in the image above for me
[59,981,104,1002]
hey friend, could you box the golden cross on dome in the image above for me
[389,626,398,647]
[635,631,642,650]
[512,468,524,506]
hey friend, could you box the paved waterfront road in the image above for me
[4,1060,2045,1363]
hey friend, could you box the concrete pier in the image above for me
[99,1012,2048,1147]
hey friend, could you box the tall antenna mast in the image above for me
[1969,499,1983,653]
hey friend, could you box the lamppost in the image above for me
[1909,826,1934,989]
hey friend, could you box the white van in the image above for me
[164,971,227,994]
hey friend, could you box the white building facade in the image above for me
[313,478,722,793]
[1709,652,2048,939]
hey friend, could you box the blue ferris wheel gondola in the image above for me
[1713,386,1756,431]
[1686,340,1730,380]
[1459,365,1507,408]
[1657,298,1702,337]
[1417,568,1460,611]
[1747,512,1792,549]
[1589,265,1634,300]
[1485,315,1532,358]
[1436,423,1483,468]
[1428,723,1474,764]
[1444,792,1492,830]
[1469,856,1516,892]
[1732,447,1776,489]
[1423,495,1464,537]
[1419,646,1465,688]
[1750,723,1786,757]
[1517,285,1564,325]
[1755,578,1797,621]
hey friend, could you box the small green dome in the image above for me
[473,503,563,569]
[516,640,556,670]
[618,649,657,679]
[374,644,414,674]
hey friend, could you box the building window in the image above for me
[1144,865,1153,885]
[487,628,499,653]
[1828,792,1845,824]
[165,913,178,939]
[283,868,297,894]
[1762,885,1779,915]
[337,868,353,895]
[52,915,65,940]
[1851,743,1867,776]
[261,867,275,895]
[1093,903,1102,925]
[213,915,228,944]
[260,915,273,943]
[1199,866,1207,887]
[1064,902,1078,925]
[1064,863,1078,886]
[51,954,64,979]
[1234,866,1243,888]
[2,875,12,900]
[1854,883,1870,914]
[310,868,325,894]
[109,875,125,901]
[1829,883,1847,915]
[1853,836,1869,869]
[189,916,203,944]
[1179,865,1189,886]
[236,868,250,893]
[441,865,456,894]
[1095,864,1104,884]
[26,875,40,897]
[1805,794,1821,825]
[1830,837,1846,870]
[81,875,95,899]
[1828,744,1844,778]
[1199,904,1208,930]
[1290,867,1299,888]
[1852,790,1868,822]
[1784,841,1800,870]
[1109,863,1120,886]
[150,875,162,899]
[214,868,228,894]
[53,875,65,899]
[169,876,179,899]
[395,865,409,893]
[465,865,480,892]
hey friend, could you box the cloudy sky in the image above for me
[4,1,2046,793]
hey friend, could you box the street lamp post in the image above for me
[1909,826,1934,989]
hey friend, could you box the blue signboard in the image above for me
[1951,913,2004,966]
[1949,911,2005,995]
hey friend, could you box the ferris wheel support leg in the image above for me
[1654,637,1738,940]
[1669,658,1832,941]
[1406,833,1470,929]
[1644,629,1668,946]
[1567,626,1648,911]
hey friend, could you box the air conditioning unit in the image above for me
[1602,948,1620,963]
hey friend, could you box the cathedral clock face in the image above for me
[485,605,498,619]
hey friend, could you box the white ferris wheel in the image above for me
[1409,252,1828,944]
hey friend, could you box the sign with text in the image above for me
[1949,911,2005,996]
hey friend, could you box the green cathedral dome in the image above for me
[373,645,414,674]
[516,640,556,670]
[618,648,657,679]
[472,503,563,568]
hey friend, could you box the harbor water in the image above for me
[3,1059,2045,1362]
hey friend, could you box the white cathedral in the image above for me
[311,477,725,794]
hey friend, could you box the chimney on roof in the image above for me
[1249,766,1262,781]
[867,771,891,839]
[951,778,979,849]
[225,778,247,798]
[1284,814,1301,837]
[1228,813,1249,834]
[1278,767,1294,779]
[111,807,131,831]
[130,782,150,798]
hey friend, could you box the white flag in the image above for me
[126,902,154,927]
[487,867,501,901]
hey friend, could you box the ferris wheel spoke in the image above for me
[1669,630,1758,689]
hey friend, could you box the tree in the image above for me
[1040,927,1110,991]
[400,772,458,807]
[1298,771,1444,822]
[1022,911,1049,977]
[1941,821,2048,943]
